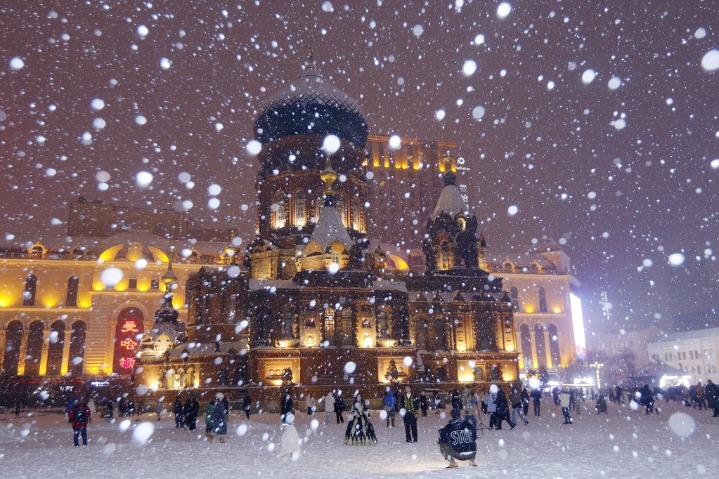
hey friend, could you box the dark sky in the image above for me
[1,1,718,333]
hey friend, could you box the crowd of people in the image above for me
[53,378,719,459]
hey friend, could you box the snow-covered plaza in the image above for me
[1,398,717,479]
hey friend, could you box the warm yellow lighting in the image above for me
[114,282,128,292]
[99,245,124,262]
[137,278,151,292]
[553,307,562,314]
[41,295,60,308]
[0,292,17,307]
[525,305,535,314]
[78,298,92,308]
[387,254,409,271]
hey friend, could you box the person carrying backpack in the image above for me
[69,400,91,447]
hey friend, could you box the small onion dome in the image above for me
[254,54,368,148]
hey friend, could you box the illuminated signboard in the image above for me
[570,293,587,359]
[114,308,144,373]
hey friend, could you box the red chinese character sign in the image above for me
[114,308,144,374]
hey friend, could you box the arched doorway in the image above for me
[24,321,45,376]
[47,320,66,376]
[69,321,87,377]
[3,321,24,375]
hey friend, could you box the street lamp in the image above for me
[589,362,605,390]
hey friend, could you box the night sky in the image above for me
[1,1,717,334]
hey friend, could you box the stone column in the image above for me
[529,325,539,370]
[60,325,72,376]
[17,328,30,375]
[39,330,51,376]
[543,328,552,368]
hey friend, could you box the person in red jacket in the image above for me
[69,400,91,447]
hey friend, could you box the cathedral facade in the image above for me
[0,57,584,403]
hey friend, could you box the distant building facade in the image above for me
[647,328,719,384]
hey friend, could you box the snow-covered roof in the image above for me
[306,203,353,250]
[430,182,467,220]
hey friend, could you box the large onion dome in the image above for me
[254,53,369,148]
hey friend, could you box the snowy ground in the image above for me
[1,399,717,479]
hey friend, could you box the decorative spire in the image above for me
[320,156,338,191]
[302,47,320,76]
[161,261,177,291]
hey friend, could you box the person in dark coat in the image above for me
[639,384,656,414]
[419,392,429,417]
[185,397,200,430]
[383,388,397,427]
[521,388,530,416]
[173,397,185,428]
[242,391,252,420]
[280,389,294,424]
[438,408,477,468]
[450,389,463,411]
[334,392,345,424]
[531,388,542,416]
[402,385,418,442]
[69,400,91,447]
[212,393,228,443]
[494,387,514,429]
[596,394,608,414]
[704,380,719,417]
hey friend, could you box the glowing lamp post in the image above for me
[590,361,605,390]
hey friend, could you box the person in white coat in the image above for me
[559,390,573,424]
[87,398,97,423]
[277,413,302,460]
[324,391,335,425]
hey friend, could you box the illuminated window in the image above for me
[324,308,335,344]
[294,191,307,226]
[538,287,548,313]
[66,276,79,307]
[272,192,287,228]
[510,287,519,311]
[47,320,66,375]
[335,192,346,227]
[23,274,37,306]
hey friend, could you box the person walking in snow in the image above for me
[306,393,316,416]
[705,380,719,417]
[280,389,294,425]
[483,389,498,429]
[185,397,200,430]
[495,386,515,429]
[277,413,301,459]
[531,387,542,416]
[510,386,529,426]
[324,390,335,424]
[212,393,228,443]
[560,390,573,424]
[334,391,345,424]
[173,397,185,428]
[462,386,480,430]
[383,388,397,427]
[69,399,91,447]
[242,391,252,420]
[205,399,216,442]
[521,388,530,416]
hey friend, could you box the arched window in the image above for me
[504,262,513,273]
[434,316,447,351]
[47,320,66,376]
[23,274,38,306]
[533,324,546,367]
[548,324,561,367]
[351,201,362,231]
[69,321,87,377]
[323,308,335,345]
[24,321,45,376]
[538,287,548,313]
[66,276,79,307]
[510,287,519,311]
[520,324,532,370]
[415,316,430,350]
[294,191,307,226]
[340,308,353,346]
[3,321,24,375]
[272,192,287,229]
